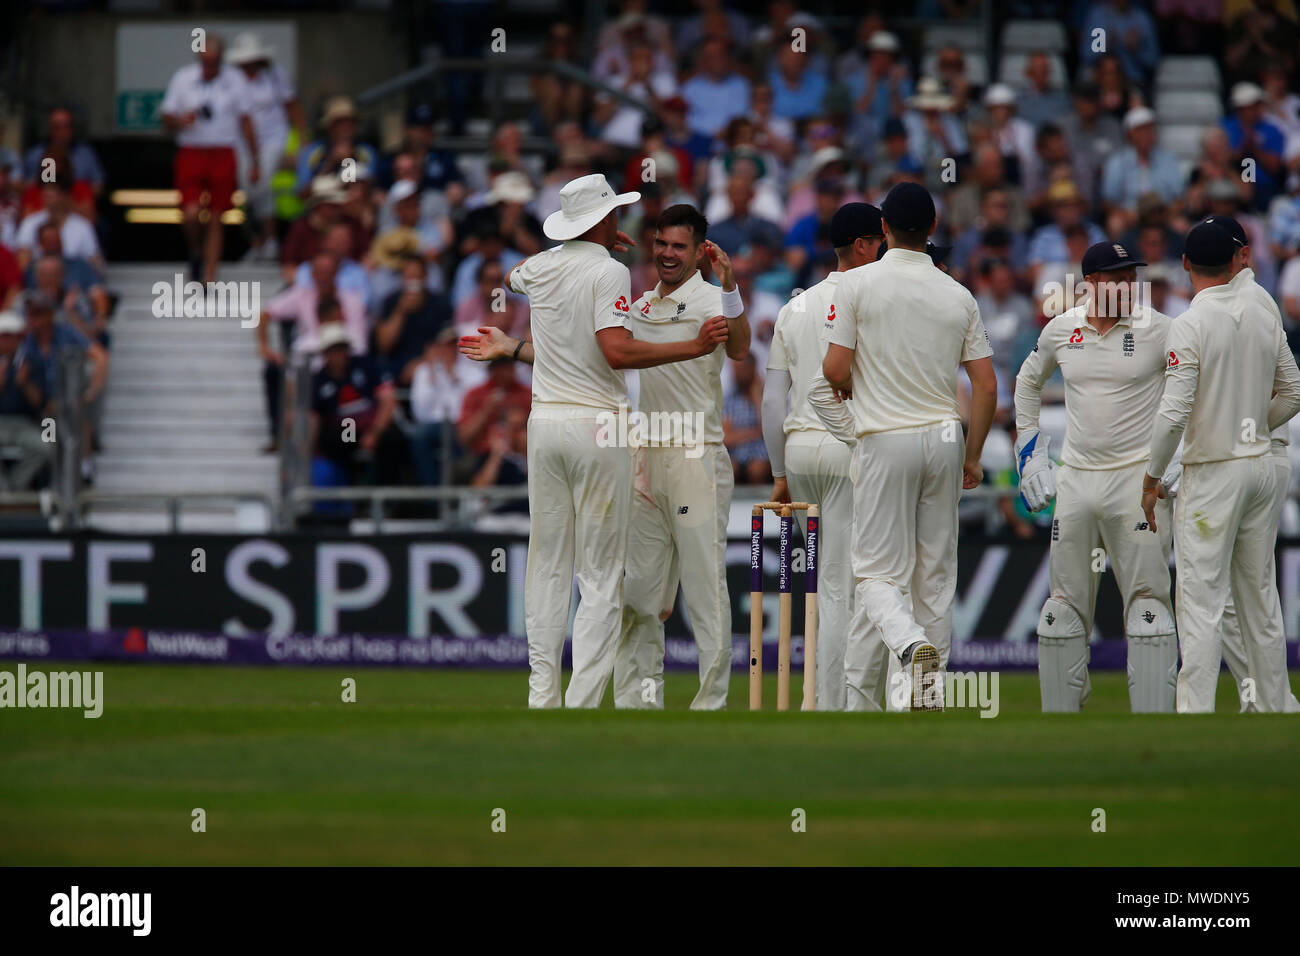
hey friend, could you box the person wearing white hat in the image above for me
[1099,107,1183,227]
[459,174,730,708]
[228,32,303,263]
[903,77,966,185]
[1224,81,1288,209]
[983,84,1035,190]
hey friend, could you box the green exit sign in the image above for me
[116,90,165,130]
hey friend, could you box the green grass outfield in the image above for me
[1,663,1297,865]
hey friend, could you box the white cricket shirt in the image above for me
[629,269,725,444]
[509,240,631,410]
[768,271,839,435]
[826,247,992,436]
[161,63,253,148]
[1147,281,1300,473]
[1231,267,1290,447]
[1015,304,1172,469]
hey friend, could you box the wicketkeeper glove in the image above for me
[1014,431,1057,512]
[1160,447,1182,497]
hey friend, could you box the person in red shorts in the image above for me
[161,35,259,282]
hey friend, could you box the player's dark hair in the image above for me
[1186,260,1231,279]
[656,204,708,244]
[886,223,928,249]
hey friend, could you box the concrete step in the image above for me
[100,430,271,453]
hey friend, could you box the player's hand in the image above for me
[962,457,983,489]
[703,240,735,290]
[613,230,636,254]
[1140,480,1166,533]
[831,386,851,402]
[770,476,791,504]
[459,326,513,361]
[694,315,729,355]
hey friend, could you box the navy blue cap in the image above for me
[829,202,884,247]
[1184,221,1237,268]
[883,116,907,139]
[1198,214,1247,248]
[881,182,936,232]
[926,241,953,267]
[406,103,435,127]
[1081,240,1146,276]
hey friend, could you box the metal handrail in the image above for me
[76,491,278,533]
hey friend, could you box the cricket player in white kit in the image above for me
[612,205,752,710]
[822,183,998,707]
[474,175,729,708]
[1014,241,1178,712]
[763,203,886,710]
[1142,221,1300,713]
[1189,216,1300,712]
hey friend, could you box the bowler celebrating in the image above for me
[1014,241,1177,712]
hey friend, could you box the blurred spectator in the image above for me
[0,243,19,312]
[295,96,377,196]
[409,328,473,487]
[769,43,830,122]
[30,256,102,346]
[657,98,713,184]
[1278,248,1300,324]
[14,180,102,274]
[309,323,401,487]
[708,173,786,255]
[378,104,466,209]
[1018,52,1070,128]
[947,144,1030,237]
[450,222,525,310]
[867,116,922,192]
[950,188,1033,281]
[983,84,1036,186]
[677,0,751,60]
[932,45,974,117]
[722,352,770,483]
[0,160,20,248]
[680,37,752,139]
[373,256,451,386]
[1059,81,1123,207]
[1079,0,1160,85]
[1224,0,1298,84]
[595,39,677,151]
[21,108,103,202]
[161,35,258,282]
[843,30,912,155]
[1222,82,1287,210]
[1024,124,1091,218]
[369,180,452,300]
[460,172,544,257]
[0,310,51,491]
[456,358,531,457]
[706,119,784,217]
[785,179,845,281]
[227,32,303,263]
[531,24,588,133]
[0,121,20,192]
[975,257,1037,380]
[454,258,528,344]
[281,175,363,278]
[1259,62,1300,154]
[1189,126,1254,210]
[1029,180,1107,267]
[294,221,374,314]
[1101,107,1185,225]
[20,153,96,224]
[469,404,529,513]
[1093,53,1136,122]
[904,78,969,188]
[784,143,863,231]
[594,3,676,84]
[748,80,797,164]
[1146,263,1191,317]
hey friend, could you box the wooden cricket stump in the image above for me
[749,501,820,712]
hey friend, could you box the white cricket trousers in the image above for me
[1175,454,1290,713]
[849,423,962,681]
[614,443,734,710]
[525,405,632,708]
[1049,461,1173,631]
[785,431,855,710]
[1214,446,1299,711]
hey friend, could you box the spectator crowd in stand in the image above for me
[7,4,1300,529]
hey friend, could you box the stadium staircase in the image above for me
[88,262,284,532]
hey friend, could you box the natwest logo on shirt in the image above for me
[1167,350,1179,368]
[827,304,836,322]
[613,295,629,313]
[1066,328,1084,350]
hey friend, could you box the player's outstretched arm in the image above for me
[595,318,728,370]
[459,327,533,365]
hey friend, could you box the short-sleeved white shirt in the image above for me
[161,63,252,148]
[509,240,630,410]
[767,271,839,435]
[629,269,725,444]
[14,210,101,261]
[825,247,992,436]
[241,63,294,148]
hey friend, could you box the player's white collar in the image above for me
[654,268,703,303]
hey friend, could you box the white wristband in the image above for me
[721,286,744,319]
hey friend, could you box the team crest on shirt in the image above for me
[676,302,686,315]
[1123,331,1134,356]
[1066,328,1084,350]
[640,301,651,316]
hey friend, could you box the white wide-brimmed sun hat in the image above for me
[542,174,640,241]
[226,32,275,65]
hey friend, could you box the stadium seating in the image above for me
[1000,20,1069,54]
[1154,90,1223,125]
[1155,55,1223,93]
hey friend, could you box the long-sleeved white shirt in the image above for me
[767,272,841,435]
[1147,280,1300,476]
[1230,266,1291,448]
[1015,303,1171,469]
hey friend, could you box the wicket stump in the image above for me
[749,501,819,712]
